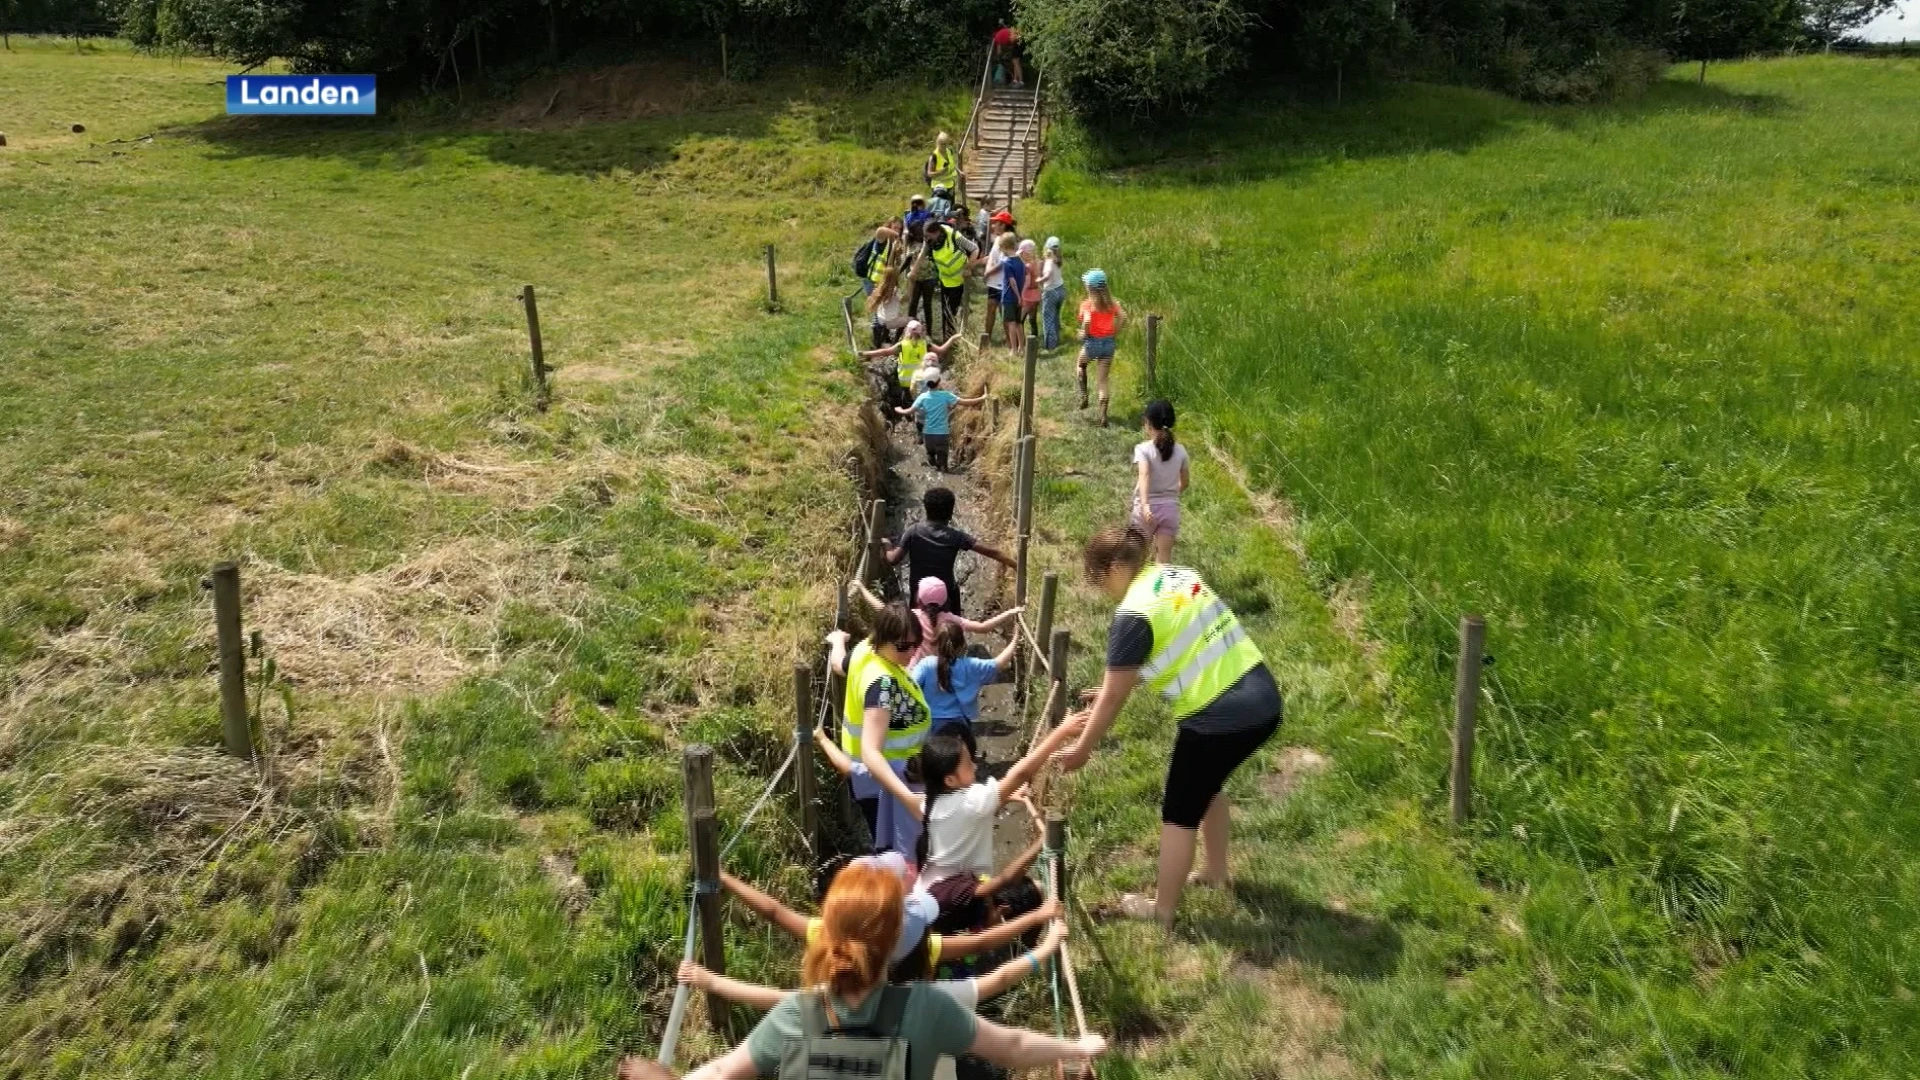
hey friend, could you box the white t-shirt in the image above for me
[1133,440,1189,502]
[983,248,1006,290]
[923,777,1000,882]
[1040,255,1063,291]
[872,290,904,328]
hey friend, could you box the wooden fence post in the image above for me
[1451,615,1486,828]
[208,562,255,762]
[765,245,779,311]
[682,745,730,1035]
[1144,313,1160,395]
[1047,629,1070,728]
[522,284,549,410]
[1046,813,1070,904]
[793,664,818,850]
[1019,335,1038,439]
[841,294,858,355]
[1033,570,1059,685]
[867,498,888,595]
[1013,435,1035,610]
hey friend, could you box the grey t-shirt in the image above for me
[745,984,979,1080]
[1132,440,1188,503]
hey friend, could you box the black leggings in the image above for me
[908,278,937,330]
[939,284,965,340]
[1162,714,1280,828]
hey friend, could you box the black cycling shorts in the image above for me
[1161,712,1280,828]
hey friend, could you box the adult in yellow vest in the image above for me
[915,222,980,342]
[924,131,961,195]
[826,603,932,848]
[1055,524,1282,930]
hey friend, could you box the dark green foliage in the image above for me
[1014,0,1256,114]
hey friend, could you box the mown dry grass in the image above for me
[0,38,966,1078]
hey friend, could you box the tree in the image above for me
[1669,0,1799,79]
[1016,0,1255,114]
[1801,0,1897,47]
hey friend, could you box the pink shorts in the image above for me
[1132,498,1180,539]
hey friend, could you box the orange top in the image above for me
[1080,299,1124,339]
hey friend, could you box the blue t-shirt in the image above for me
[1000,255,1027,295]
[911,655,1001,723]
[913,389,960,436]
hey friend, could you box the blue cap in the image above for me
[1082,268,1107,288]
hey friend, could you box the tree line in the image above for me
[0,0,1898,109]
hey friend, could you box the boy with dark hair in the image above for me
[887,488,1016,615]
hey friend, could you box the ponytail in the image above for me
[933,621,967,694]
[1144,399,1177,462]
[803,863,903,998]
[914,735,969,871]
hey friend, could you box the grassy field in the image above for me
[1023,55,1920,1078]
[0,38,961,1078]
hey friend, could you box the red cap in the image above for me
[991,210,1014,224]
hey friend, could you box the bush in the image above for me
[1016,0,1255,114]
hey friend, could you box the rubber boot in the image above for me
[1099,396,1110,428]
[1078,364,1089,409]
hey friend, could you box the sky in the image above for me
[1859,0,1915,41]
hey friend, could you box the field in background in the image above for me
[0,39,958,1078]
[1029,56,1920,1077]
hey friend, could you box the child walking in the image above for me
[1076,268,1127,427]
[895,372,986,472]
[912,621,1018,761]
[1131,399,1190,562]
[848,576,1022,665]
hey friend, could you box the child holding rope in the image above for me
[849,577,1022,665]
[913,621,1018,761]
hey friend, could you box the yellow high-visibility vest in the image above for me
[1117,564,1264,719]
[927,226,967,289]
[841,641,932,762]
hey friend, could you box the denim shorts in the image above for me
[1082,334,1116,360]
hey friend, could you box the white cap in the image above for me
[1045,236,1061,251]
[905,320,923,335]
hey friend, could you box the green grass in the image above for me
[1021,55,1920,1078]
[0,38,961,1078]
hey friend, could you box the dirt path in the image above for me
[867,350,1036,873]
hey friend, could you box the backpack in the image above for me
[779,986,912,1080]
[853,239,877,280]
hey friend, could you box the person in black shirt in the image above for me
[884,487,1016,616]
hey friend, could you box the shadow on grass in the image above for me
[1186,878,1403,980]
[1070,78,1790,189]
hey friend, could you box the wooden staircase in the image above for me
[962,78,1045,214]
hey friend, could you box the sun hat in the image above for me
[916,577,949,607]
[849,853,940,962]
[1082,268,1108,288]
[910,193,927,204]
[1045,236,1061,251]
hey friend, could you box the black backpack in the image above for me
[853,239,878,280]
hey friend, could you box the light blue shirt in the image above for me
[911,655,1000,723]
[912,389,960,436]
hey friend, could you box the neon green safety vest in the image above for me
[841,641,933,762]
[897,337,928,387]
[1117,564,1264,720]
[927,226,967,289]
[929,147,957,188]
[868,238,894,285]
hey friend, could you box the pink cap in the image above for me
[916,577,949,606]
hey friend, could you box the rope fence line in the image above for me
[1156,320,1686,1076]
[651,277,1093,1067]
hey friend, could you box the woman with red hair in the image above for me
[640,862,1105,1080]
